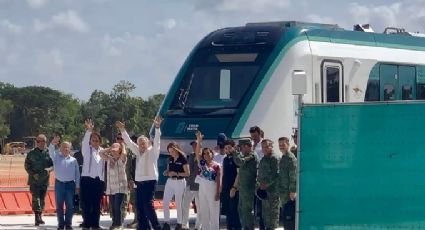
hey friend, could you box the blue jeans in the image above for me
[55,179,76,227]
[110,193,125,227]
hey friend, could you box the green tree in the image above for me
[0,99,13,138]
[0,84,82,145]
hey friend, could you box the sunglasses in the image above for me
[116,137,123,141]
[36,140,46,143]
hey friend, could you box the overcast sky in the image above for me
[1,0,425,101]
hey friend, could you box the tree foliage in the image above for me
[0,98,13,139]
[0,81,164,149]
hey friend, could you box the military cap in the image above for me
[238,138,252,146]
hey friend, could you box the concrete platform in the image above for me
[0,210,186,230]
[0,210,284,230]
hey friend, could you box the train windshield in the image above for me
[169,45,274,115]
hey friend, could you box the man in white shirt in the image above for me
[80,119,105,230]
[249,126,264,161]
[213,133,227,166]
[116,117,163,230]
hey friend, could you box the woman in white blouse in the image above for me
[99,142,128,230]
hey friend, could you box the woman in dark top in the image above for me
[162,142,190,230]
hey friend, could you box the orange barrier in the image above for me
[0,189,175,215]
[0,189,56,215]
[0,155,175,215]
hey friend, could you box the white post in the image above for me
[292,70,307,230]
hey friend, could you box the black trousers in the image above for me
[136,180,160,230]
[80,176,104,228]
[222,189,242,230]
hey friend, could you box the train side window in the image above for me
[383,84,395,101]
[417,84,425,100]
[402,85,413,100]
[365,80,380,101]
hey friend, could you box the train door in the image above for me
[322,61,343,103]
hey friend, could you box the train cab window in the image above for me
[383,84,395,101]
[322,62,343,103]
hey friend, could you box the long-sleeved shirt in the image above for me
[81,131,104,180]
[258,154,279,194]
[233,151,258,194]
[48,144,81,188]
[24,147,53,186]
[121,128,161,182]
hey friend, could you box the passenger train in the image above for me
[152,21,425,187]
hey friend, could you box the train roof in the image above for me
[200,21,425,52]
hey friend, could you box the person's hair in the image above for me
[261,139,273,146]
[249,126,261,134]
[260,130,265,138]
[137,135,149,144]
[37,134,47,141]
[224,139,235,147]
[90,132,102,144]
[278,137,290,144]
[201,147,214,158]
[60,141,72,148]
[167,142,185,158]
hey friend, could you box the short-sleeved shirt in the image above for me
[222,154,239,191]
[168,155,188,175]
[198,159,220,182]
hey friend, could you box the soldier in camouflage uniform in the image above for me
[277,137,297,225]
[233,138,258,230]
[257,139,280,230]
[24,134,53,226]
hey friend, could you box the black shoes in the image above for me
[34,212,45,226]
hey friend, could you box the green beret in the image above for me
[238,138,252,146]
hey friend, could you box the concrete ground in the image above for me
[0,210,187,230]
[0,210,285,230]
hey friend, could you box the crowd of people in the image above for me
[24,117,298,230]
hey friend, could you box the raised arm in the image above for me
[48,135,61,159]
[195,131,203,162]
[152,116,163,157]
[116,121,139,154]
[98,147,112,161]
[82,119,94,157]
